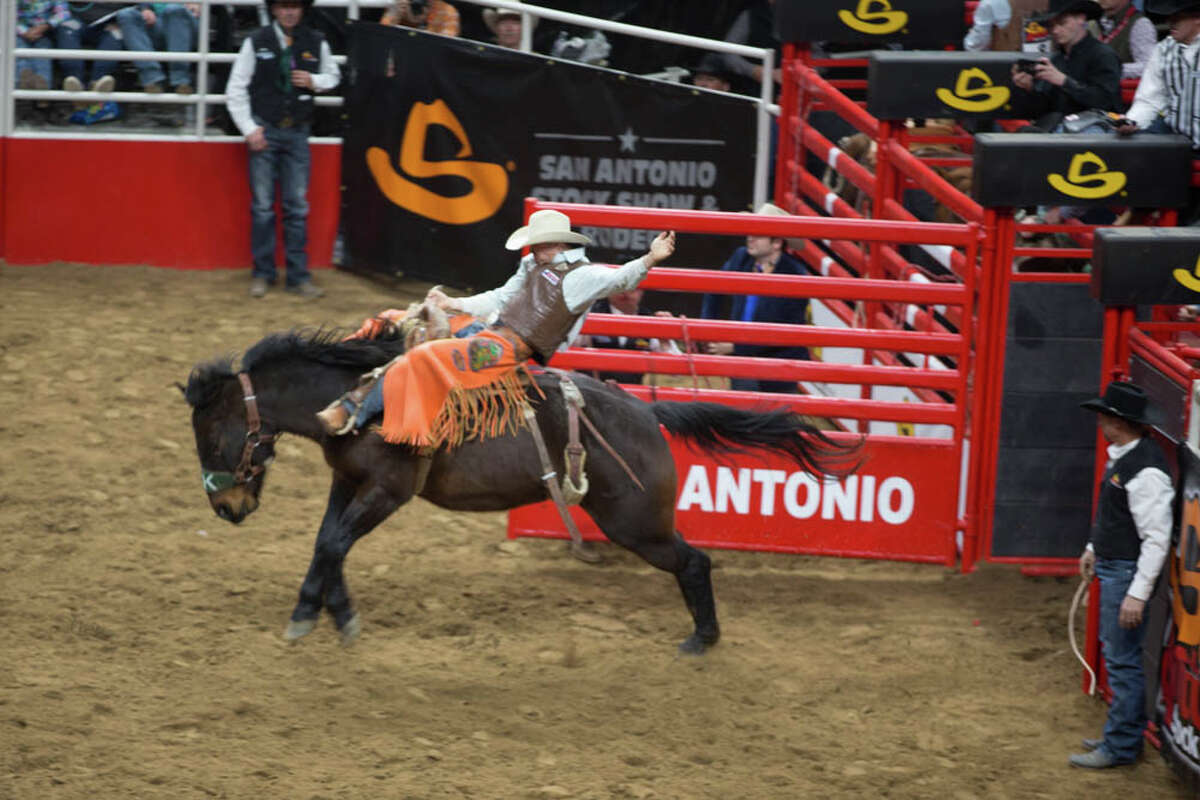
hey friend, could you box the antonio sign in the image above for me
[341,24,755,290]
[775,0,963,47]
[509,434,960,564]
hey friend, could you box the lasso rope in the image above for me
[1069,576,1097,696]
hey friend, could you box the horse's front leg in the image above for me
[284,475,358,641]
[314,482,403,646]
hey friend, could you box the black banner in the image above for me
[972,133,1193,209]
[868,51,1024,120]
[341,23,755,292]
[775,0,963,47]
[1092,227,1200,307]
[1159,444,1200,791]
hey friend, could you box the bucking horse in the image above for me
[183,327,858,654]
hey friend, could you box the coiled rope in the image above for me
[1069,576,1097,696]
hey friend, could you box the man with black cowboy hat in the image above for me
[1072,381,1175,768]
[1116,0,1200,149]
[226,0,340,300]
[1009,0,1123,130]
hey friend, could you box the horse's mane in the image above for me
[185,328,406,409]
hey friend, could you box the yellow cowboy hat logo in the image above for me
[935,68,1010,113]
[1173,254,1200,293]
[367,99,510,225]
[838,0,907,35]
[1046,151,1126,199]
[1172,490,1200,646]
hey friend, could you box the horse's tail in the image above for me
[650,402,862,478]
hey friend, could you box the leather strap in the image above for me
[523,406,586,547]
[548,369,644,493]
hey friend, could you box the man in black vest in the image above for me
[1072,381,1175,768]
[226,0,340,299]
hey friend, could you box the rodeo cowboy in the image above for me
[316,210,675,448]
[1072,381,1175,768]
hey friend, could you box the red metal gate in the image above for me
[507,199,979,566]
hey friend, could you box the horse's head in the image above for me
[181,362,277,524]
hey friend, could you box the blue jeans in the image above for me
[115,5,197,87]
[1096,557,1147,763]
[55,16,121,84]
[14,29,73,86]
[249,124,312,286]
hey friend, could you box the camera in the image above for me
[1016,59,1040,76]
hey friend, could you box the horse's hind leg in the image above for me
[671,534,720,655]
[586,495,719,654]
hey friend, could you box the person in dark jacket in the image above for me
[226,0,340,299]
[700,203,809,395]
[1009,0,1123,130]
[1072,381,1174,769]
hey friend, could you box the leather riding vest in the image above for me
[496,259,589,363]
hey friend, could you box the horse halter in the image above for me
[200,372,276,493]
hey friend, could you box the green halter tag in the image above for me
[201,470,237,493]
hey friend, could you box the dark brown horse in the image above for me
[183,329,857,654]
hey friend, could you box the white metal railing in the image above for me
[2,0,776,205]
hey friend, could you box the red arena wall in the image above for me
[2,139,342,270]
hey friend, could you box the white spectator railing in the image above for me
[1,0,775,205]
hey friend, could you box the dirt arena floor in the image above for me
[0,262,1189,799]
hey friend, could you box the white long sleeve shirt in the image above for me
[455,249,651,352]
[1086,437,1175,601]
[1126,34,1200,130]
[225,22,341,137]
[963,0,1012,52]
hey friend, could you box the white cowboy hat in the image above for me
[744,201,805,250]
[483,7,537,34]
[505,209,592,250]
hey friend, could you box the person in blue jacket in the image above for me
[700,202,809,394]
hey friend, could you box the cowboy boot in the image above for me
[316,367,385,436]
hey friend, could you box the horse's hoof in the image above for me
[339,613,362,647]
[283,618,317,641]
[677,634,709,655]
[568,540,603,565]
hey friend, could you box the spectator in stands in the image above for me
[964,0,1014,50]
[381,0,460,37]
[574,288,683,385]
[14,1,75,91]
[226,0,340,299]
[1090,0,1157,76]
[114,2,200,93]
[1072,381,1173,769]
[56,3,123,96]
[1009,0,1123,131]
[690,52,734,92]
[1117,0,1200,149]
[700,203,809,395]
[720,0,781,96]
[482,6,529,49]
